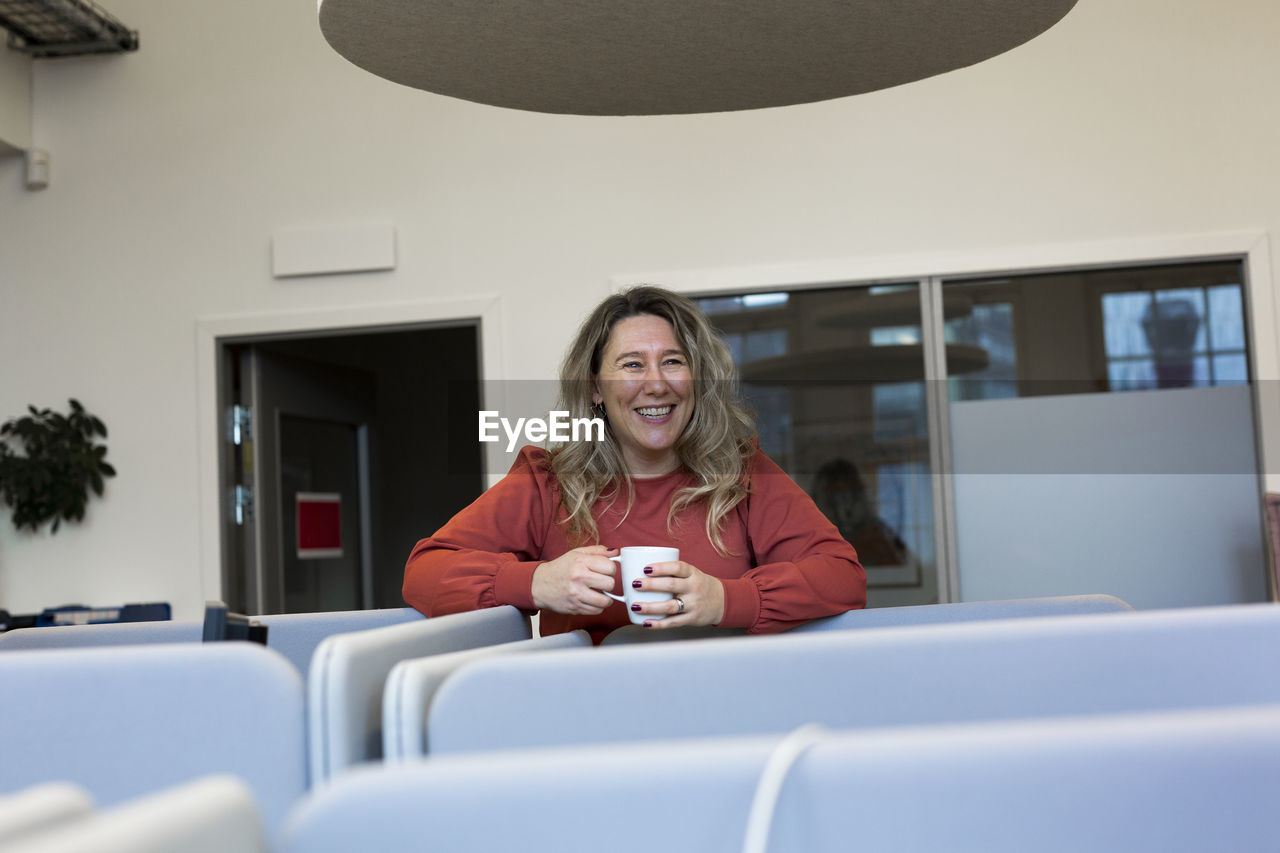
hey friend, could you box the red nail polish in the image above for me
[632,580,642,589]
[643,567,653,574]
[642,621,653,628]
[631,604,641,612]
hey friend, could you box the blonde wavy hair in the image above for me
[548,285,756,555]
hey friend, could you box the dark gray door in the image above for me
[240,349,376,614]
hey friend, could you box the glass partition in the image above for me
[699,284,943,607]
[697,257,1267,610]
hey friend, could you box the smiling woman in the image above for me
[403,286,867,644]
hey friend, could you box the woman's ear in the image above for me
[591,381,602,405]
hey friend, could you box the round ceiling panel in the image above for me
[318,0,1079,115]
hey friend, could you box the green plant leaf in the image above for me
[0,400,114,533]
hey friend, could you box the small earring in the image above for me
[591,402,606,418]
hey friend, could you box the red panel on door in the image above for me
[297,492,343,558]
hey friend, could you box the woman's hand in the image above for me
[531,546,619,615]
[631,560,725,628]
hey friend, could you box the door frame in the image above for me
[195,296,505,609]
[615,230,1278,602]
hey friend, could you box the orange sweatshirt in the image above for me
[404,446,866,643]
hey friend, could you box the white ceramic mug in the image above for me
[604,546,678,624]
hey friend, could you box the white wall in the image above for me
[2,0,1279,619]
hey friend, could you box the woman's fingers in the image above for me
[533,546,619,614]
[631,563,726,628]
[571,549,620,608]
[642,559,691,579]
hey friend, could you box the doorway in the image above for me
[217,324,484,615]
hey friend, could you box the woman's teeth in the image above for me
[637,405,673,419]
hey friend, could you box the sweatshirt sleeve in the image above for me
[402,447,554,617]
[717,451,867,633]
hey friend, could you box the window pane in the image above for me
[1208,285,1245,350]
[943,260,1247,397]
[871,326,921,346]
[1212,353,1249,385]
[1192,355,1211,385]
[873,382,926,440]
[697,283,938,607]
[1108,358,1155,391]
[1103,292,1153,358]
[946,301,1017,401]
[1151,288,1207,354]
[875,461,934,568]
[944,259,1263,614]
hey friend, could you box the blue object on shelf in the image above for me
[35,602,172,627]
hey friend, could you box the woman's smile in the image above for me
[636,404,674,421]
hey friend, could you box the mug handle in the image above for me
[603,554,625,603]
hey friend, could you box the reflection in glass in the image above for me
[947,302,1017,401]
[1209,286,1245,349]
[943,260,1249,398]
[700,283,941,607]
[1103,292,1153,359]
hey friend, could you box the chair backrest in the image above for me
[308,605,530,784]
[382,631,591,762]
[790,593,1134,631]
[282,705,1280,853]
[599,594,1134,644]
[257,607,425,677]
[4,775,268,853]
[0,783,95,847]
[0,620,202,649]
[0,607,427,681]
[0,643,305,833]
[428,602,1280,755]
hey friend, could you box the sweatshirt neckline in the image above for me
[630,467,690,487]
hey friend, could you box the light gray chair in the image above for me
[600,593,1132,644]
[0,643,305,833]
[791,593,1133,631]
[257,607,425,677]
[0,606,426,682]
[428,602,1280,755]
[283,704,1280,853]
[3,775,268,853]
[0,620,201,649]
[382,631,591,762]
[308,605,530,784]
[0,782,95,847]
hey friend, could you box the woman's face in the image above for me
[592,314,693,477]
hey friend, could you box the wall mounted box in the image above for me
[272,224,396,278]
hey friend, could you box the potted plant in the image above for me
[0,399,116,533]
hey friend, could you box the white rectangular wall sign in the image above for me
[272,224,396,278]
